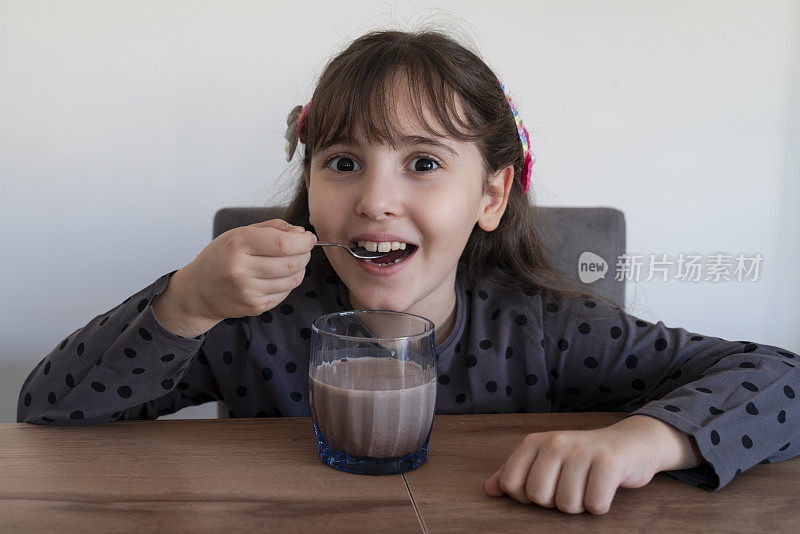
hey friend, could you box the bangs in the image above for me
[304,39,487,155]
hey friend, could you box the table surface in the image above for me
[1,413,798,533]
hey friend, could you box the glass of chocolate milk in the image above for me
[309,310,437,475]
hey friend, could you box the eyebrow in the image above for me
[319,135,459,157]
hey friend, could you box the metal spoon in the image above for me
[315,241,391,260]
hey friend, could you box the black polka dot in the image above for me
[137,298,149,312]
[610,326,622,339]
[223,351,233,365]
[525,374,538,386]
[286,362,297,373]
[743,343,758,353]
[161,353,175,362]
[741,381,758,392]
[479,339,492,350]
[550,369,559,379]
[438,375,450,385]
[47,392,56,404]
[577,323,591,334]
[625,355,638,369]
[261,367,273,381]
[486,381,497,393]
[584,357,598,369]
[584,300,596,308]
[117,386,132,398]
[70,410,84,420]
[777,351,796,359]
[741,435,753,449]
[655,338,668,351]
[43,361,51,375]
[504,346,513,359]
[23,393,31,407]
[695,387,712,394]
[739,362,756,368]
[139,328,152,341]
[709,406,724,415]
[42,416,54,422]
[515,314,527,326]
[557,339,569,351]
[266,344,277,355]
[477,290,488,300]
[121,323,128,333]
[710,430,720,445]
[59,338,70,350]
[300,327,312,339]
[506,385,512,397]
[545,303,559,313]
[783,385,796,399]
[237,386,247,397]
[664,404,681,412]
[65,374,74,387]
[598,386,612,394]
[635,320,648,327]
[99,316,109,326]
[161,379,174,390]
[779,442,791,452]
[77,343,85,356]
[197,352,208,365]
[91,381,106,392]
[690,335,704,341]
[745,402,759,415]
[466,355,477,368]
[631,379,646,391]
[259,311,273,323]
[455,393,466,404]
[132,368,145,375]
[778,410,786,423]
[290,392,303,402]
[124,347,136,358]
[280,304,293,315]
[490,309,500,320]
[304,290,318,299]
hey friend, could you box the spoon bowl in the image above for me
[315,241,391,260]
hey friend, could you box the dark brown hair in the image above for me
[281,29,622,310]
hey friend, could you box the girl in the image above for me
[17,29,799,515]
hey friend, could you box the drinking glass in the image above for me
[309,310,437,475]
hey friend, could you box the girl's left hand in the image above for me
[482,415,703,515]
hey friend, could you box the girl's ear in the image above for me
[477,165,515,232]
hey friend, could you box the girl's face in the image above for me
[305,98,513,323]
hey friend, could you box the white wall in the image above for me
[1,0,798,422]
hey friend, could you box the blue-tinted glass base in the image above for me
[313,421,431,475]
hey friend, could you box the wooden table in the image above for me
[1,413,797,533]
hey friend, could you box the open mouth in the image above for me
[352,242,418,266]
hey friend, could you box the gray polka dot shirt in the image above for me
[17,256,799,492]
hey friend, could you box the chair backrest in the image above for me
[213,205,626,303]
[212,204,626,420]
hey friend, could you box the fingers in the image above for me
[482,469,505,497]
[523,448,562,508]
[245,251,311,280]
[583,459,620,515]
[243,220,317,257]
[553,456,592,514]
[495,436,540,503]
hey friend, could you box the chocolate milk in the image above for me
[309,356,437,458]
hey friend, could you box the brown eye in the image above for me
[409,156,440,172]
[327,156,359,172]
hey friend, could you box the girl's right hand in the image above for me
[172,219,317,327]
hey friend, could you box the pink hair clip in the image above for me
[297,100,311,137]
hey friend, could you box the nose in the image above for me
[354,167,405,220]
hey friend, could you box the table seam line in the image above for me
[402,473,428,534]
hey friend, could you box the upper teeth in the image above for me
[357,240,408,252]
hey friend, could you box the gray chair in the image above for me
[212,205,626,418]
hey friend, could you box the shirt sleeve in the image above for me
[540,289,799,491]
[17,270,223,425]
